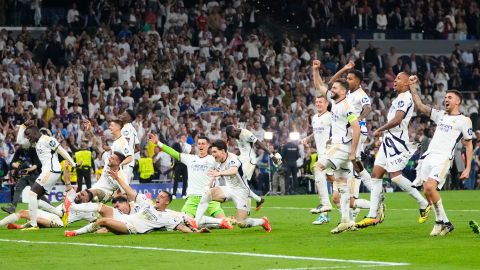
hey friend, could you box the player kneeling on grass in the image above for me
[65,167,208,237]
[194,140,272,232]
[0,162,96,229]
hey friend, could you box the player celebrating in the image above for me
[356,72,431,228]
[225,125,282,211]
[194,140,272,232]
[22,124,77,230]
[312,60,361,233]
[119,110,140,182]
[66,167,207,236]
[328,62,375,217]
[301,95,333,225]
[0,162,96,229]
[148,133,233,230]
[409,76,473,236]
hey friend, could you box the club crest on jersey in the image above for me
[398,101,404,108]
[49,140,56,147]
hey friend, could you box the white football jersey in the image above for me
[425,109,473,159]
[111,135,134,167]
[386,91,414,138]
[347,88,370,133]
[237,129,258,165]
[311,111,331,154]
[181,154,217,196]
[121,123,139,158]
[35,135,61,171]
[124,200,182,233]
[216,153,250,192]
[328,94,357,145]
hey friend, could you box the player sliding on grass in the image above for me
[0,162,96,229]
[65,167,208,237]
[148,132,233,230]
[225,125,282,211]
[409,76,473,236]
[194,139,272,232]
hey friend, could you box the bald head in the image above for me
[394,72,410,92]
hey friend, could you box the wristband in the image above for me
[157,141,164,148]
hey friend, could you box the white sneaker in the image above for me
[310,205,332,214]
[312,213,330,225]
[430,221,444,236]
[330,222,356,234]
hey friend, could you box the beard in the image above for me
[330,92,339,100]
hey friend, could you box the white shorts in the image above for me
[36,171,62,193]
[124,212,183,234]
[239,156,256,180]
[91,176,118,202]
[418,153,452,190]
[219,186,250,212]
[317,144,353,179]
[37,209,63,228]
[374,134,417,173]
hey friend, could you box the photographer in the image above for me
[0,145,46,214]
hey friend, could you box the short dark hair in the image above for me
[446,89,463,103]
[347,69,363,82]
[334,79,349,91]
[109,119,124,128]
[112,196,128,204]
[161,190,173,203]
[225,125,235,136]
[196,134,210,143]
[210,139,228,151]
[113,151,126,162]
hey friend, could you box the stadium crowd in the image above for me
[0,0,479,199]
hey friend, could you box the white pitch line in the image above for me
[225,206,480,212]
[0,239,410,267]
[266,264,393,270]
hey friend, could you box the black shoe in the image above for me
[255,198,265,211]
[1,205,16,214]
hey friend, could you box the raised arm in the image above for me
[312,60,328,97]
[148,133,181,161]
[327,61,355,85]
[109,169,137,202]
[56,145,77,168]
[409,75,432,116]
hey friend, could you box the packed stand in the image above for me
[0,0,479,198]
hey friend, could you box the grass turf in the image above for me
[0,190,479,270]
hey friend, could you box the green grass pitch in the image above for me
[0,190,479,270]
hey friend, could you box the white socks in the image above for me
[195,192,212,225]
[199,216,222,229]
[38,200,63,217]
[433,199,449,223]
[0,213,20,226]
[27,190,39,227]
[359,169,372,191]
[245,218,265,227]
[354,199,371,209]
[74,223,99,235]
[367,178,383,218]
[315,171,332,207]
[249,191,262,203]
[70,202,101,213]
[392,175,428,209]
[338,183,350,223]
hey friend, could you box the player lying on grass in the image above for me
[148,133,233,230]
[0,162,96,229]
[65,167,209,236]
[194,140,272,232]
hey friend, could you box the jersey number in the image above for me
[384,137,402,157]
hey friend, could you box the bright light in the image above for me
[289,132,300,141]
[264,132,273,140]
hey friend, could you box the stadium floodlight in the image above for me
[264,131,273,140]
[289,132,300,141]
